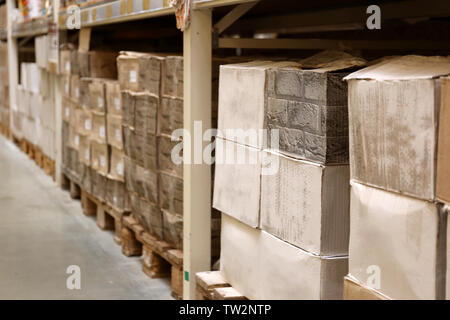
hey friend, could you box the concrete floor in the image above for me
[0,135,172,299]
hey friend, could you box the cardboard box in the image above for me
[130,193,163,239]
[163,209,183,249]
[343,276,388,300]
[106,114,123,150]
[89,79,106,112]
[75,107,92,136]
[70,75,80,102]
[79,77,94,108]
[106,178,128,210]
[159,171,183,216]
[92,169,107,202]
[108,146,124,182]
[117,51,166,95]
[62,97,72,123]
[105,81,121,116]
[220,213,348,300]
[62,74,71,97]
[158,96,183,137]
[261,151,350,255]
[213,138,261,228]
[68,125,80,151]
[134,92,159,136]
[78,51,118,79]
[90,111,106,143]
[91,141,109,176]
[349,181,447,300]
[78,134,91,165]
[162,55,183,99]
[60,49,72,75]
[345,55,450,201]
[158,134,182,178]
[121,90,135,129]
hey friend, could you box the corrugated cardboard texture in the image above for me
[158,96,183,137]
[349,181,446,300]
[220,213,348,300]
[91,141,109,176]
[78,77,93,108]
[90,111,106,143]
[117,51,166,95]
[213,138,261,228]
[343,276,388,300]
[89,80,106,112]
[159,171,183,216]
[162,209,183,249]
[121,90,135,129]
[134,92,158,136]
[78,134,90,166]
[158,135,182,178]
[105,81,121,116]
[437,78,450,204]
[106,114,123,150]
[130,193,163,239]
[70,75,80,102]
[124,157,158,204]
[108,146,124,182]
[75,107,92,136]
[261,151,350,255]
[106,178,128,210]
[162,56,183,99]
[87,51,118,79]
[348,79,437,200]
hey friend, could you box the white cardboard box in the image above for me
[261,151,350,255]
[349,181,447,300]
[220,213,348,300]
[345,55,450,202]
[213,138,261,227]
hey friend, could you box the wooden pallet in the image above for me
[121,215,184,300]
[195,271,247,300]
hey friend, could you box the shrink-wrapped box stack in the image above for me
[344,56,450,300]
[213,51,366,299]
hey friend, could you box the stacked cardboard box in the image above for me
[344,55,450,300]
[0,41,8,133]
[213,52,366,299]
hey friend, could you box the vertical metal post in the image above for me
[7,0,18,138]
[183,8,212,300]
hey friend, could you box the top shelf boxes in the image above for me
[345,55,450,203]
[217,60,360,164]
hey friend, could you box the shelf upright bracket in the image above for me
[183,7,213,300]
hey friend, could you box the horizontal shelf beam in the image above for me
[193,0,258,10]
[218,37,450,50]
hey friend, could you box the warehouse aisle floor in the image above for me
[0,136,172,299]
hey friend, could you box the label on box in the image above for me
[65,61,70,72]
[75,88,79,98]
[114,98,120,111]
[117,163,123,175]
[65,107,70,117]
[100,126,105,138]
[74,135,79,146]
[85,150,89,160]
[100,156,106,167]
[113,196,117,204]
[129,70,137,83]
[97,97,103,108]
[115,129,121,142]
[93,159,99,167]
[85,119,91,131]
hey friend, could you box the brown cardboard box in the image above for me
[78,134,91,165]
[62,74,71,97]
[79,77,94,108]
[91,111,106,143]
[109,146,124,182]
[75,107,92,136]
[144,133,158,171]
[68,125,80,150]
[159,171,183,216]
[70,50,79,76]
[162,56,183,99]
[345,55,450,201]
[89,79,106,113]
[92,169,107,202]
[106,114,123,150]
[105,81,121,116]
[158,96,183,137]
[343,276,388,300]
[78,51,118,79]
[70,75,80,102]
[91,141,109,176]
[134,92,158,136]
[60,49,72,75]
[106,178,128,210]
[62,97,72,123]
[130,193,163,239]
[121,90,135,129]
[162,209,183,249]
[158,134,182,178]
[117,51,166,95]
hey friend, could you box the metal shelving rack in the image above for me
[4,0,450,300]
